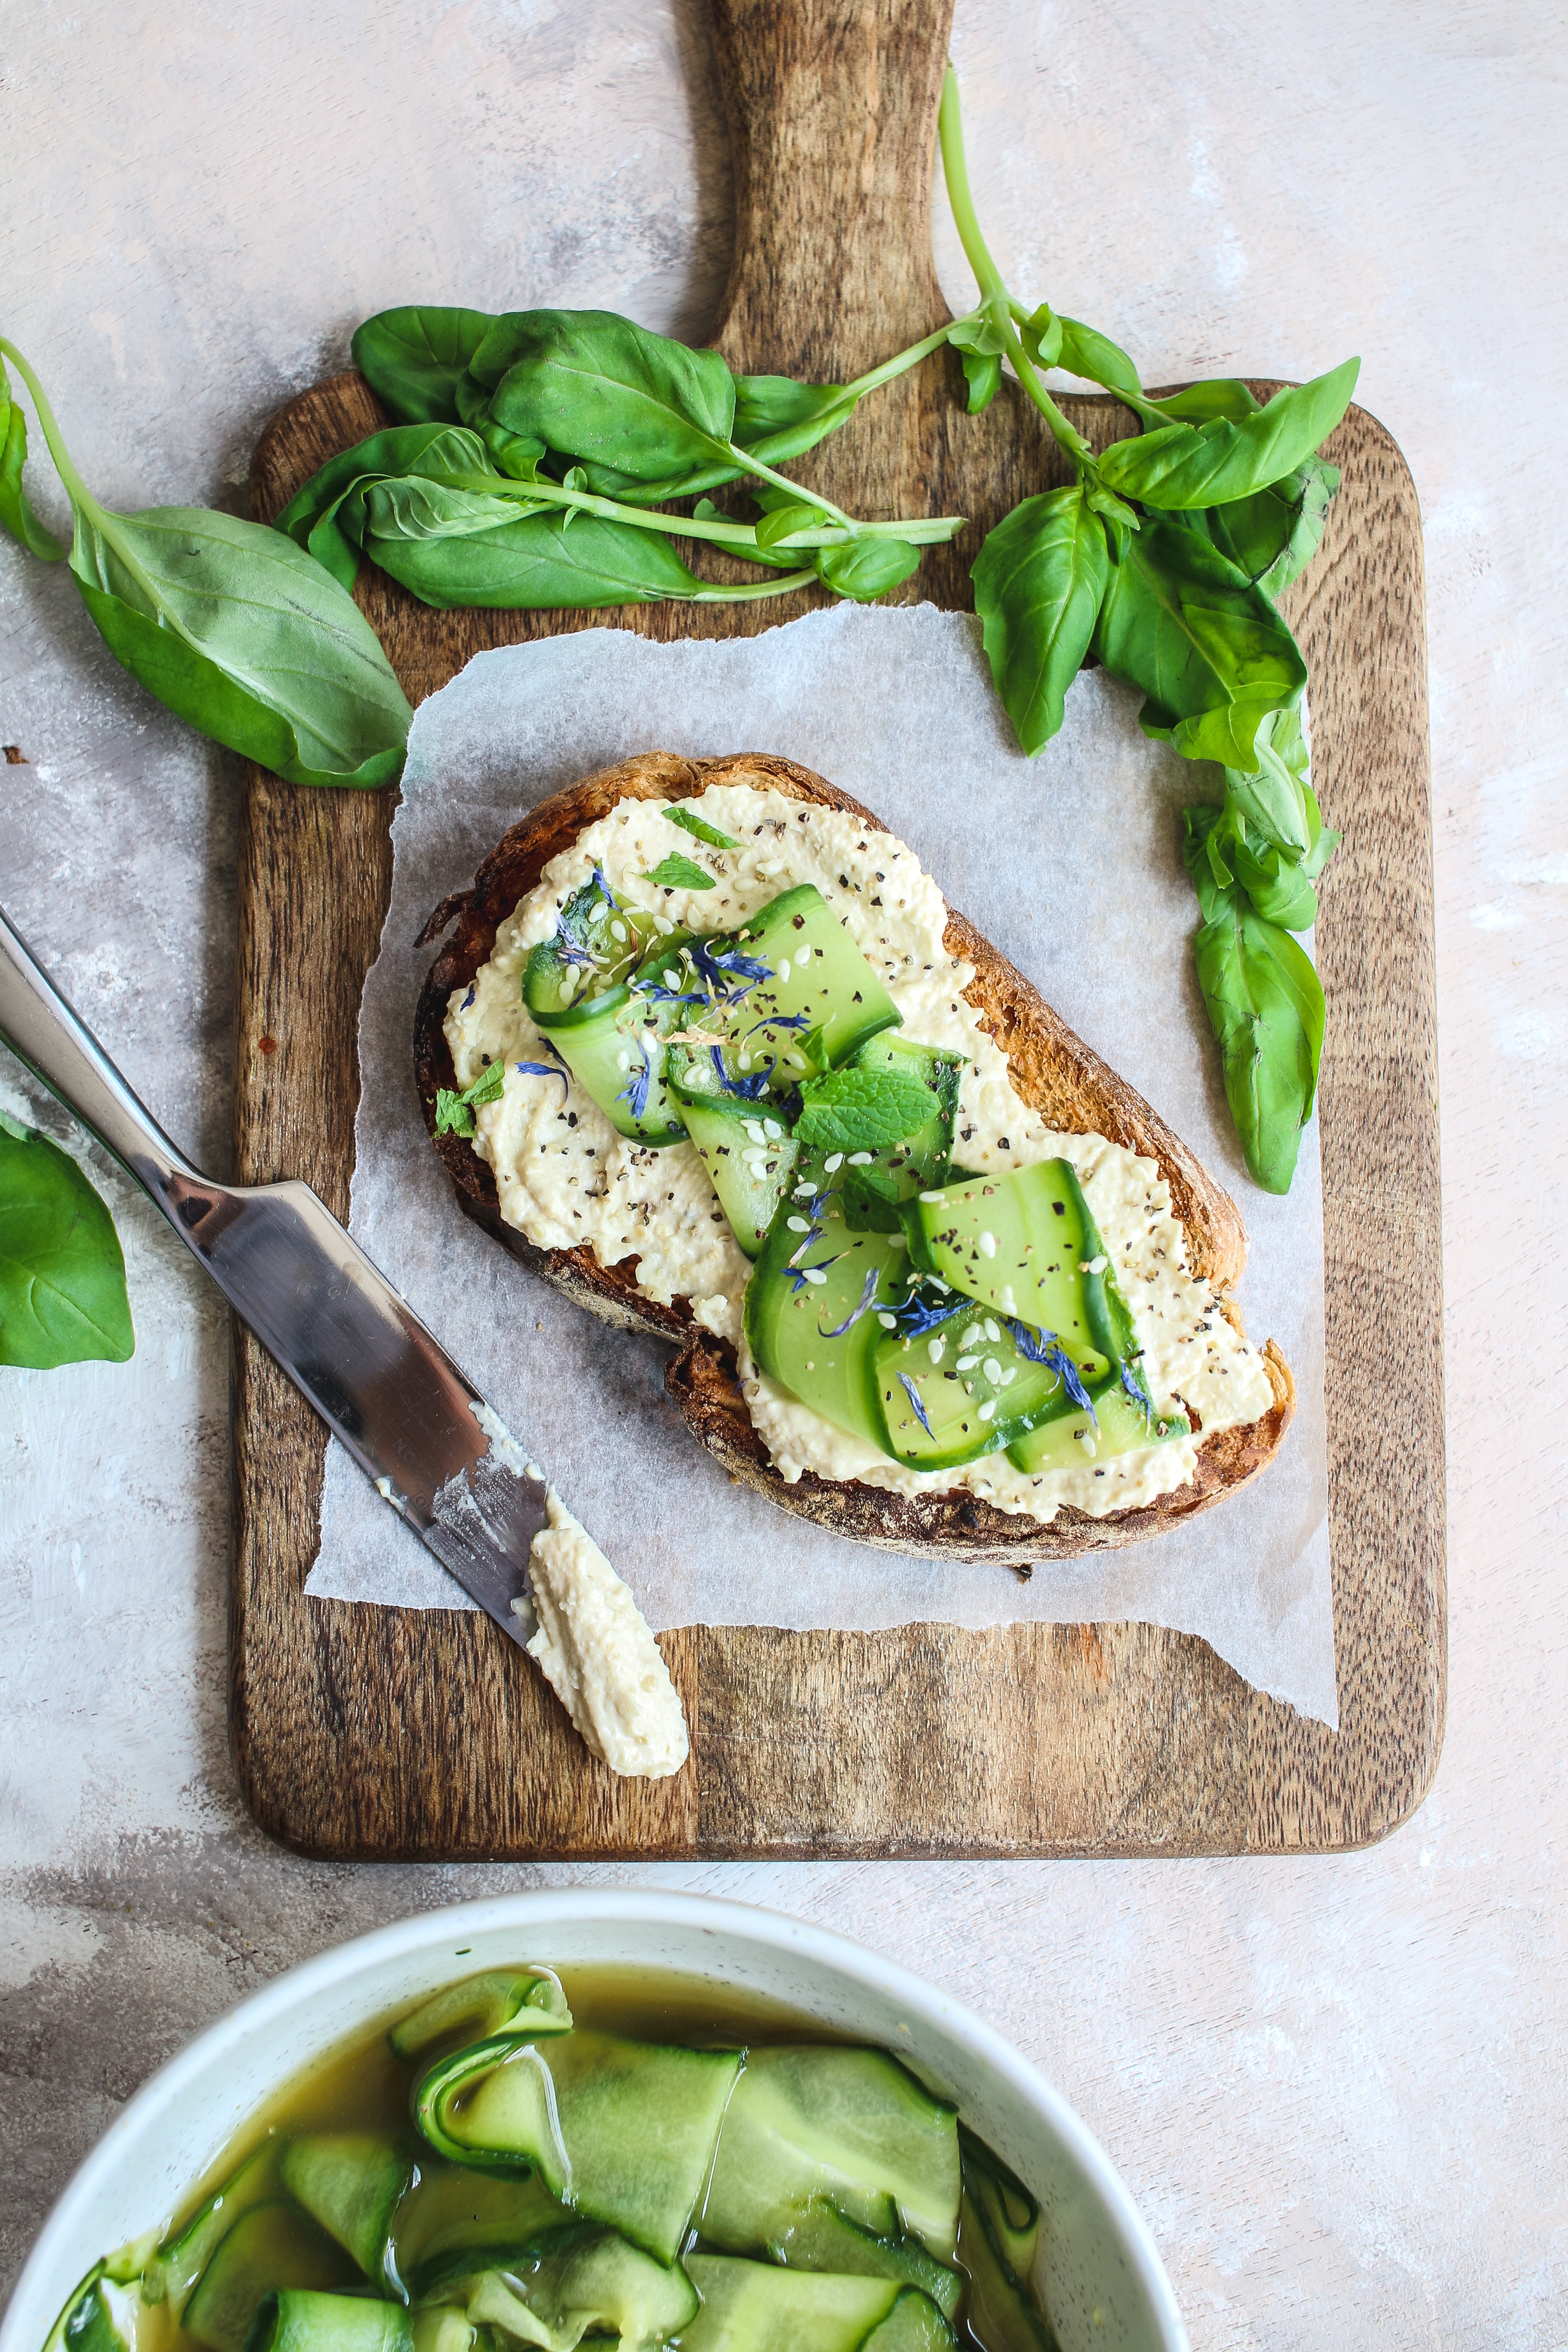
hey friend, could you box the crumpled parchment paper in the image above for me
[307,604,1335,1726]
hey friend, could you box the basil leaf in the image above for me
[815,536,921,601]
[1091,514,1306,769]
[1097,358,1359,510]
[353,503,709,612]
[1154,380,1260,425]
[1181,804,1233,925]
[1053,317,1143,400]
[1016,305,1064,372]
[645,852,715,891]
[1199,453,1340,597]
[471,309,737,482]
[1230,830,1320,930]
[70,505,411,787]
[359,474,551,541]
[0,362,64,560]
[665,806,739,849]
[0,1122,134,1368]
[732,375,859,465]
[276,422,481,590]
[959,348,1002,414]
[1191,894,1325,1194]
[1223,705,1314,858]
[754,500,822,550]
[795,1066,937,1153]
[972,483,1110,754]
[351,307,496,424]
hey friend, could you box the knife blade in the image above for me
[0,901,546,1646]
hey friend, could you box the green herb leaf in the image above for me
[972,483,1110,754]
[665,806,739,849]
[1091,513,1307,769]
[0,1123,134,1368]
[71,505,411,787]
[645,853,715,892]
[351,307,496,425]
[1154,380,1261,425]
[433,1058,506,1138]
[1195,453,1340,597]
[1223,706,1314,859]
[1053,318,1144,401]
[1097,358,1359,510]
[1016,304,1065,372]
[754,500,822,550]
[958,348,1003,414]
[469,309,737,483]
[732,375,859,466]
[795,1065,938,1154]
[276,422,489,590]
[0,361,65,560]
[815,536,921,601]
[1189,890,1325,1193]
[364,504,710,611]
[840,1163,904,1233]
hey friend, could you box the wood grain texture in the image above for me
[230,0,1443,1858]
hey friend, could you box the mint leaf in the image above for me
[434,1057,505,1136]
[665,805,740,850]
[646,852,715,891]
[796,1065,936,1153]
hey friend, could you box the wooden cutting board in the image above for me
[230,0,1442,1859]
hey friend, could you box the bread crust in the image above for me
[413,751,1295,1563]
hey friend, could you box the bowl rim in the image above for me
[2,1888,1188,2352]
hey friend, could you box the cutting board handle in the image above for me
[706,0,956,378]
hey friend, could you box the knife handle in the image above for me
[0,900,202,1193]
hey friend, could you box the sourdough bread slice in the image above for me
[413,750,1295,1564]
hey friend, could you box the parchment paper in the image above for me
[308,605,1336,1726]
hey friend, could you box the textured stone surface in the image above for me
[1,1,1565,2344]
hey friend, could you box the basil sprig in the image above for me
[0,1114,134,1369]
[0,345,412,790]
[1180,710,1339,1191]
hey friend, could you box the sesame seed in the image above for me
[877,1311,898,1329]
[978,1399,996,1420]
[983,1357,1003,1382]
[786,1215,813,1232]
[824,1151,844,1172]
[803,1267,827,1285]
[979,1231,997,1257]
[847,1151,873,1166]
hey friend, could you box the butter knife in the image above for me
[0,901,545,1644]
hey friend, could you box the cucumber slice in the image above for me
[458,2228,698,2348]
[143,2144,283,2317]
[389,1969,571,2056]
[522,873,662,1028]
[181,2204,355,2352]
[409,2316,475,2352]
[863,2289,959,2352]
[248,2293,413,2352]
[678,2257,901,2351]
[743,1161,908,1447]
[679,888,900,1102]
[677,1093,799,1259]
[872,1304,1114,1473]
[44,2271,137,2352]
[954,2131,1057,2351]
[1005,1378,1189,1477]
[903,1163,1119,1377]
[278,2136,415,2293]
[767,2203,964,2321]
[532,987,688,1145]
[700,2047,961,2263]
[417,2030,741,2265]
[391,2162,571,2294]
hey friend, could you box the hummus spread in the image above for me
[449,783,1274,1523]
[518,1490,688,1779]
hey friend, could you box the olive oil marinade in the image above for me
[52,1968,1058,2352]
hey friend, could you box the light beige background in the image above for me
[2,2,1564,2343]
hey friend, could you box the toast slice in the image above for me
[414,751,1295,1564]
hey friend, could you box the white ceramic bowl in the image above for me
[1,1892,1187,2352]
